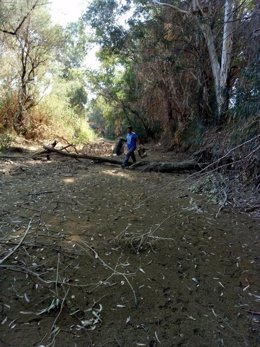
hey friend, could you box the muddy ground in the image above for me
[0,144,259,347]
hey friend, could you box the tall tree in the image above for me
[56,20,89,116]
[153,0,236,119]
[2,5,62,132]
[84,0,258,142]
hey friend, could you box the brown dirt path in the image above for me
[0,149,259,347]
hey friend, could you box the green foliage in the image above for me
[68,116,96,145]
[180,119,206,147]
[61,69,88,115]
[0,3,64,133]
[0,0,257,148]
[84,0,259,148]
[38,82,95,143]
[229,117,260,149]
[231,64,260,120]
[61,20,89,75]
[83,0,128,51]
[0,1,92,141]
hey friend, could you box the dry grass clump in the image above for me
[0,92,19,131]
[0,93,96,145]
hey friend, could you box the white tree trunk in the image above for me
[219,0,234,115]
[197,20,221,105]
[193,0,234,118]
[158,0,235,119]
[155,0,235,118]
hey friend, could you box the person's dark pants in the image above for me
[123,149,136,167]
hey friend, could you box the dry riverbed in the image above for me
[0,146,259,347]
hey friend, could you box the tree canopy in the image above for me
[0,0,259,145]
[83,0,259,144]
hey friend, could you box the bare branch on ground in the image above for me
[0,219,33,265]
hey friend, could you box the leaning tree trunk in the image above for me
[193,0,234,120]
[155,0,235,121]
[218,0,234,117]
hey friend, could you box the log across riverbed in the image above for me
[43,145,201,173]
[43,145,123,165]
[128,160,201,172]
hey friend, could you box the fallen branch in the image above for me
[28,190,60,196]
[188,145,260,181]
[0,154,27,159]
[129,160,201,172]
[43,145,122,165]
[77,241,138,307]
[42,144,201,172]
[0,264,100,289]
[55,253,61,296]
[116,213,176,253]
[0,219,33,265]
[187,135,260,180]
[51,288,70,333]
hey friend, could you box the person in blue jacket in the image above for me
[122,126,139,168]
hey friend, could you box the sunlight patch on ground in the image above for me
[62,177,75,184]
[67,235,83,243]
[101,168,135,180]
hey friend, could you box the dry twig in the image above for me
[77,241,138,306]
[55,253,61,296]
[0,219,33,265]
[117,214,176,253]
[187,135,260,181]
[51,288,70,333]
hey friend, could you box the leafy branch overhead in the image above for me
[0,0,46,36]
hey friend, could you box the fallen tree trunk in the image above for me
[43,145,122,165]
[42,145,201,172]
[129,160,201,172]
